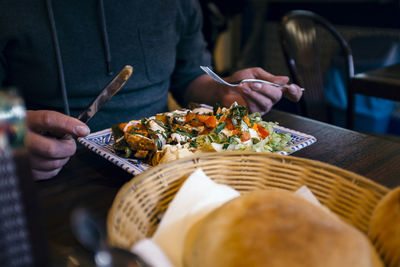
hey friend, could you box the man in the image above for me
[0,0,302,180]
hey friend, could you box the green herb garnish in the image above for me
[214,122,226,134]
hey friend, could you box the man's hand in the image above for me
[185,67,303,115]
[222,67,303,115]
[25,110,90,180]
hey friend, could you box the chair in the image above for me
[347,63,400,131]
[278,10,354,125]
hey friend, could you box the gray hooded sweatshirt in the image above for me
[0,0,211,131]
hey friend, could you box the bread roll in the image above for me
[368,186,400,267]
[184,189,382,267]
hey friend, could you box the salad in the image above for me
[111,103,292,165]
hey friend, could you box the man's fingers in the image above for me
[283,84,303,102]
[28,154,70,171]
[26,130,77,159]
[245,68,290,84]
[238,83,282,104]
[239,84,276,115]
[272,76,290,85]
[31,168,63,181]
[26,110,90,137]
[220,67,303,115]
[24,110,86,180]
[248,83,282,104]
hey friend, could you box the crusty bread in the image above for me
[369,186,400,267]
[183,189,382,267]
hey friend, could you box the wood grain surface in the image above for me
[35,109,400,266]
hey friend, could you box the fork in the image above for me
[200,66,304,91]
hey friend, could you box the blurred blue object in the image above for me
[325,36,400,133]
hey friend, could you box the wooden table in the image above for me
[347,63,400,129]
[35,109,400,266]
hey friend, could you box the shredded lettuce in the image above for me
[195,120,292,153]
[252,126,292,153]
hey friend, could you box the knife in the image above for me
[77,65,133,123]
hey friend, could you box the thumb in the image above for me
[27,110,91,138]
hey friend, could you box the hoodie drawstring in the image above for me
[46,0,70,116]
[98,0,114,76]
[45,0,114,116]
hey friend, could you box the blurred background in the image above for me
[200,0,400,137]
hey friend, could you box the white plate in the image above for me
[78,125,317,176]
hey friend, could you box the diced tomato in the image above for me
[204,115,217,128]
[127,126,148,137]
[186,113,202,126]
[119,122,128,131]
[186,113,217,128]
[225,118,236,130]
[243,116,258,131]
[240,131,251,142]
[197,114,210,123]
[186,113,196,123]
[232,129,241,136]
[256,124,269,139]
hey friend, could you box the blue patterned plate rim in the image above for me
[78,126,317,176]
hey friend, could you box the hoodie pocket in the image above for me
[139,22,178,83]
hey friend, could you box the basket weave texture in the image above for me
[107,151,389,250]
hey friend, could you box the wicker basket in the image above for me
[107,151,389,251]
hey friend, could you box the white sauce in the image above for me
[191,107,213,114]
[249,128,260,140]
[171,133,190,143]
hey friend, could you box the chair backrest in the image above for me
[279,10,354,123]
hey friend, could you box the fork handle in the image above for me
[240,79,305,91]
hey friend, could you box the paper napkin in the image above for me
[152,168,240,267]
[131,238,174,267]
[131,169,322,267]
